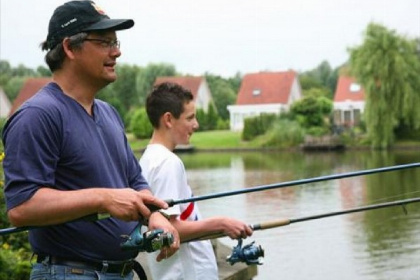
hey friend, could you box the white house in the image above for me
[333,76,365,127]
[227,71,302,131]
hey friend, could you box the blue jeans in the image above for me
[30,262,134,280]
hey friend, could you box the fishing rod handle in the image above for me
[251,219,291,230]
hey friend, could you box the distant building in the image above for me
[227,71,302,131]
[154,76,215,112]
[333,76,365,127]
[0,87,12,118]
[9,77,52,116]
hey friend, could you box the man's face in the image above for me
[171,101,199,145]
[73,30,121,86]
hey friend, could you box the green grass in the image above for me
[190,130,246,148]
[127,130,420,151]
[128,130,261,150]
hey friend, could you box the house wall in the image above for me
[288,78,302,104]
[0,88,12,118]
[227,103,287,131]
[333,100,365,126]
[196,80,212,112]
[227,77,303,131]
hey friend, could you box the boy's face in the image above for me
[171,101,199,145]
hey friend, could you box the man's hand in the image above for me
[100,189,168,222]
[147,211,180,262]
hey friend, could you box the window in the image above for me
[252,89,261,96]
[349,83,361,92]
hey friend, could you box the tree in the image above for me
[348,23,420,149]
[136,63,177,107]
[205,74,238,120]
[299,60,338,99]
[0,60,12,86]
[36,66,51,77]
[98,64,141,122]
[290,95,333,130]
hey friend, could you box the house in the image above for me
[0,87,12,118]
[154,76,215,113]
[333,76,365,127]
[227,71,302,131]
[9,77,52,116]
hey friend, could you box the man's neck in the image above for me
[52,71,102,115]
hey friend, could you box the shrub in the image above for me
[129,108,153,139]
[262,119,304,147]
[242,113,276,141]
[0,153,32,279]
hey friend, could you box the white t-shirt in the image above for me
[140,144,218,280]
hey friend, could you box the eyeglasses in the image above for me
[84,38,121,50]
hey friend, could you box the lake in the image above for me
[177,149,420,280]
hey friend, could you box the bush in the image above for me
[129,108,153,139]
[242,113,276,141]
[262,119,304,147]
[0,153,32,279]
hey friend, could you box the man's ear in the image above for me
[62,38,77,60]
[162,112,173,128]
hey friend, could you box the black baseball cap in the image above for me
[46,0,134,50]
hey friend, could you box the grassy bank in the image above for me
[128,130,420,151]
[128,130,263,151]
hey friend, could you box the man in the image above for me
[139,82,253,280]
[2,1,178,280]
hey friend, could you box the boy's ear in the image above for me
[162,112,173,128]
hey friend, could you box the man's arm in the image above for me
[7,188,168,227]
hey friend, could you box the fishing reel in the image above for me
[226,239,264,265]
[120,225,174,252]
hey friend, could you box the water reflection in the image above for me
[180,150,420,280]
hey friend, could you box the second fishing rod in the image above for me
[2,162,419,237]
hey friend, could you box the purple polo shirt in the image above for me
[2,82,149,261]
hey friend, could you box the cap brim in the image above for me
[84,19,134,32]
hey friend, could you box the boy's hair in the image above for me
[146,82,194,128]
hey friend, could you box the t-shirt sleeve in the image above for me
[2,107,61,210]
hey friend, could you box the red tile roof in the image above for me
[333,76,365,102]
[9,77,52,116]
[154,76,204,99]
[236,71,297,105]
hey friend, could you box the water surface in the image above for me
[179,150,420,280]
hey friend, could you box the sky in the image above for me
[0,0,419,78]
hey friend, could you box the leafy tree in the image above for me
[205,74,237,120]
[348,22,420,149]
[3,76,26,101]
[98,64,141,122]
[12,64,36,77]
[290,95,333,130]
[299,61,338,98]
[36,66,52,77]
[0,60,12,86]
[136,63,177,106]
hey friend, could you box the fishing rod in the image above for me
[1,162,419,237]
[164,162,420,207]
[197,196,420,265]
[187,196,420,242]
[1,163,419,259]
